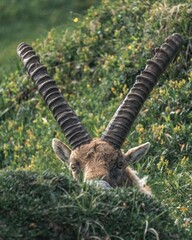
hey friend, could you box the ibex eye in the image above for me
[70,164,77,171]
[117,161,124,169]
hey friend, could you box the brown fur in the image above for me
[71,139,119,183]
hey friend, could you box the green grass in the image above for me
[0,0,192,239]
[0,171,189,240]
[0,0,99,74]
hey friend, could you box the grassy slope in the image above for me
[0,0,98,74]
[0,0,192,239]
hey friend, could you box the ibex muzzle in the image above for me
[17,33,184,196]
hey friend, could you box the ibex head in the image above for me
[17,33,184,196]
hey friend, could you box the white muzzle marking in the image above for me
[87,180,112,189]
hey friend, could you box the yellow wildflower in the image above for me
[157,155,169,171]
[111,87,115,93]
[25,139,31,148]
[136,124,145,133]
[127,45,132,50]
[27,130,35,140]
[14,143,22,151]
[73,17,79,23]
[42,117,48,125]
[173,124,181,134]
[152,124,165,140]
[17,126,23,132]
[177,206,188,213]
[177,79,186,88]
[169,79,186,89]
[181,156,189,165]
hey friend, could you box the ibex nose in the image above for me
[86,179,112,189]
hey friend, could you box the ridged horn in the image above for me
[101,33,184,149]
[17,43,92,150]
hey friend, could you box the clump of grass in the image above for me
[0,171,189,240]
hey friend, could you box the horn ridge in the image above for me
[17,42,92,149]
[101,33,184,149]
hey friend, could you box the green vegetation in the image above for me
[0,0,98,72]
[0,0,191,239]
[0,171,189,239]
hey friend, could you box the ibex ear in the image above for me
[52,138,71,162]
[125,142,150,164]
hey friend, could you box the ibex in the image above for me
[17,33,184,196]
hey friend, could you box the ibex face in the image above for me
[17,33,184,196]
[52,138,150,190]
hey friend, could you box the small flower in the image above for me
[181,156,189,165]
[17,126,23,132]
[27,130,35,139]
[29,223,37,229]
[173,124,181,134]
[127,45,132,50]
[151,124,165,140]
[177,206,188,213]
[25,139,31,148]
[159,88,167,96]
[73,17,79,23]
[183,218,191,228]
[42,117,48,124]
[111,87,115,93]
[136,124,145,133]
[157,155,169,171]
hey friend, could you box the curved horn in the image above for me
[101,33,184,149]
[17,43,92,150]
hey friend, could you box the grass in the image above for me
[0,171,189,240]
[0,0,99,75]
[0,0,192,239]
